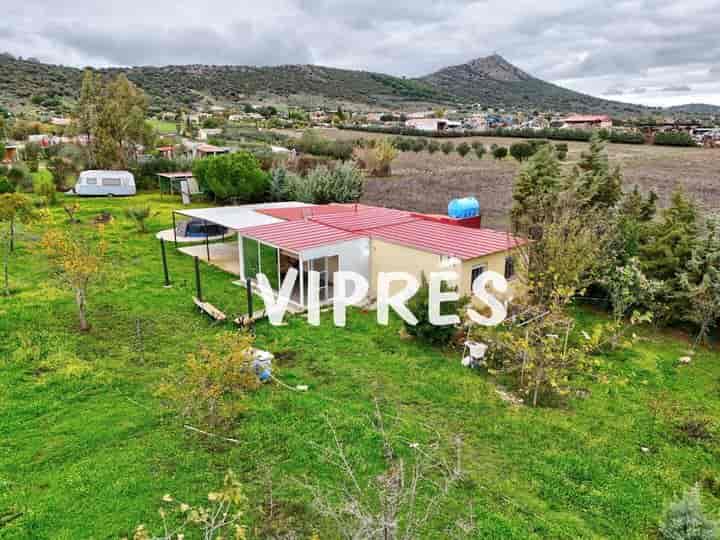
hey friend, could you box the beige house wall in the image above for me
[369,238,518,299]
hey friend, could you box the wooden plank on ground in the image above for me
[193,296,227,321]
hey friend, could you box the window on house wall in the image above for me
[470,265,486,290]
[504,256,516,279]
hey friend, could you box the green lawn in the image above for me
[147,118,177,134]
[1,193,719,539]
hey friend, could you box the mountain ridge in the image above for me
[1,52,714,117]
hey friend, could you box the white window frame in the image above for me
[470,264,486,290]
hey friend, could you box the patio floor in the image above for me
[178,242,240,276]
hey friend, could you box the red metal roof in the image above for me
[255,204,369,221]
[310,207,417,232]
[240,220,359,252]
[370,220,525,260]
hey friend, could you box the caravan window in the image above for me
[85,177,97,185]
[102,177,122,186]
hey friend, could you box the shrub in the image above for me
[0,176,14,194]
[290,130,355,160]
[158,332,261,430]
[509,142,534,162]
[492,146,508,160]
[404,274,462,346]
[659,485,717,540]
[124,205,154,232]
[288,162,364,204]
[427,140,440,154]
[654,131,697,147]
[411,138,428,152]
[356,138,398,177]
[192,151,269,203]
[393,137,413,152]
[456,142,471,158]
[292,154,335,176]
[440,141,455,155]
[474,143,486,159]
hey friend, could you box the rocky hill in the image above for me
[2,52,713,118]
[418,54,647,115]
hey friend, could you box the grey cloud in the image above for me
[661,85,692,92]
[42,21,314,67]
[2,0,720,107]
[603,86,625,96]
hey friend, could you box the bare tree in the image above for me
[306,400,463,540]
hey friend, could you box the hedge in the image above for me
[339,124,646,144]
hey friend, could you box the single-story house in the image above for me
[198,128,223,141]
[2,145,18,163]
[560,115,613,130]
[173,202,525,309]
[405,118,462,132]
[157,145,175,159]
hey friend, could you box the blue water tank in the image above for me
[448,197,480,219]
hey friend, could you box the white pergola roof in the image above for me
[175,202,312,231]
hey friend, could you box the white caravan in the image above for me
[75,170,136,196]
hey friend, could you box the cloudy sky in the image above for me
[3,0,720,106]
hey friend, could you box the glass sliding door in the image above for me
[260,243,279,290]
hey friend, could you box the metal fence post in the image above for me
[194,256,202,302]
[160,239,171,287]
[246,278,253,317]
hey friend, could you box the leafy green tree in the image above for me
[509,141,534,162]
[510,145,562,235]
[601,258,660,346]
[76,72,148,169]
[640,188,698,283]
[0,193,35,252]
[0,193,36,295]
[492,146,507,159]
[679,216,720,347]
[610,185,658,266]
[41,227,106,331]
[268,166,291,201]
[639,188,699,322]
[570,133,623,210]
[192,151,269,203]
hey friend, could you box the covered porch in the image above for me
[178,241,241,276]
[240,235,339,306]
[238,219,370,309]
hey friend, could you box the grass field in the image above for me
[1,193,720,539]
[147,118,178,134]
